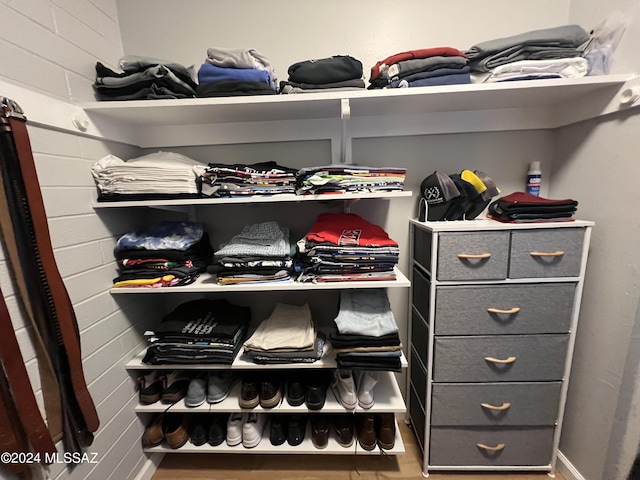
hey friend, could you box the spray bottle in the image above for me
[526,161,541,196]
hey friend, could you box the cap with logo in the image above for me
[419,171,461,221]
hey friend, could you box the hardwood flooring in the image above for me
[151,421,565,480]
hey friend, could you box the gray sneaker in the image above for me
[185,374,207,407]
[207,371,238,404]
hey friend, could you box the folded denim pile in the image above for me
[328,289,402,372]
[243,303,324,364]
[466,24,591,82]
[295,164,406,195]
[196,46,278,98]
[142,298,250,365]
[280,55,365,94]
[91,151,206,202]
[113,221,213,288]
[296,213,400,283]
[208,222,295,285]
[93,55,197,101]
[418,169,501,222]
[368,47,470,89]
[487,191,578,223]
[199,161,298,197]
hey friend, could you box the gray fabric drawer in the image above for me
[411,306,429,368]
[431,382,562,426]
[413,226,433,272]
[412,266,431,321]
[429,426,554,466]
[509,228,585,278]
[434,283,575,335]
[433,335,569,382]
[437,231,510,281]
[410,346,427,409]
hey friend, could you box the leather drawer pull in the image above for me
[457,253,491,259]
[477,442,506,452]
[481,402,511,411]
[487,307,520,314]
[530,251,564,257]
[484,356,517,364]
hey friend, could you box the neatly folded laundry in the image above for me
[485,57,588,82]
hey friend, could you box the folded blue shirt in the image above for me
[197,63,273,87]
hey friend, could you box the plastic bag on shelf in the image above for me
[583,11,628,75]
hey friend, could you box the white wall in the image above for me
[555,2,640,480]
[0,2,162,480]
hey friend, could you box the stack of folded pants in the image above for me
[296,213,399,283]
[280,55,365,94]
[295,164,406,195]
[487,191,578,223]
[143,299,251,365]
[199,161,298,197]
[466,24,591,82]
[93,55,197,101]
[368,47,470,89]
[196,47,277,97]
[113,221,213,288]
[328,289,402,372]
[242,303,325,364]
[209,222,294,285]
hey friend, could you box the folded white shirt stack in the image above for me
[91,151,206,196]
[485,57,588,83]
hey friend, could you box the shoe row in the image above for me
[138,369,381,411]
[141,412,396,451]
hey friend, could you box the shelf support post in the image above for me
[340,98,352,164]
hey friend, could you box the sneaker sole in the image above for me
[260,391,282,409]
[336,437,354,448]
[185,396,206,407]
[358,399,374,409]
[378,440,395,450]
[226,434,242,446]
[331,386,357,410]
[242,436,262,448]
[239,396,260,409]
[139,393,161,404]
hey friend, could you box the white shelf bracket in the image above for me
[340,98,352,164]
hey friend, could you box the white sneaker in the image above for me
[331,369,357,410]
[357,371,379,409]
[226,412,246,446]
[243,413,267,448]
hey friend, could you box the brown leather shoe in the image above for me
[165,414,191,449]
[142,414,165,447]
[260,376,282,409]
[311,415,330,449]
[356,413,376,451]
[333,413,354,448]
[375,413,396,450]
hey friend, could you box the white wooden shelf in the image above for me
[111,266,410,294]
[125,346,408,371]
[143,419,405,455]
[92,190,412,209]
[133,371,405,414]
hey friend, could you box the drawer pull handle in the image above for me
[457,253,491,259]
[477,442,506,452]
[487,307,521,315]
[530,251,564,257]
[484,356,517,364]
[481,402,511,411]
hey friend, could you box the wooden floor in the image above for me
[151,421,565,480]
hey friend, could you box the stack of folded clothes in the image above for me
[196,47,277,98]
[93,55,197,101]
[280,55,365,94]
[242,303,325,364]
[91,151,206,202]
[209,222,294,285]
[296,213,399,283]
[295,164,406,195]
[113,221,213,288]
[466,24,591,82]
[487,192,578,223]
[143,299,250,365]
[328,289,402,372]
[418,169,500,221]
[368,47,470,89]
[199,161,298,197]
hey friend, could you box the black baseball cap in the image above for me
[419,171,461,221]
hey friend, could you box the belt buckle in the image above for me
[0,96,26,121]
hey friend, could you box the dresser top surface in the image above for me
[410,218,594,232]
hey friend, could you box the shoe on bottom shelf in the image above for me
[243,413,267,448]
[189,415,209,446]
[375,413,396,450]
[355,413,377,451]
[311,415,330,449]
[141,413,165,447]
[208,413,228,447]
[269,415,287,446]
[226,412,246,446]
[333,413,354,448]
[164,414,191,449]
[287,414,307,446]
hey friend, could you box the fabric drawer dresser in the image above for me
[407,218,593,477]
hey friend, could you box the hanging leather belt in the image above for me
[0,97,99,467]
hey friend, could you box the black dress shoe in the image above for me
[287,414,307,446]
[208,413,227,447]
[190,415,208,447]
[239,375,259,409]
[311,415,330,449]
[260,375,283,409]
[270,415,287,446]
[286,375,305,407]
[306,371,329,410]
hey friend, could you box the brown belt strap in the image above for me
[0,367,33,478]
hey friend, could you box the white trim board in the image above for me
[557,451,587,480]
[132,453,164,480]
